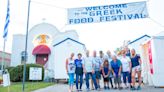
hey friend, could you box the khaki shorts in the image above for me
[132,65,141,72]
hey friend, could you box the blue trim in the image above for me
[53,38,85,47]
[129,35,151,45]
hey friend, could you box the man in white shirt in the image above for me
[83,50,98,91]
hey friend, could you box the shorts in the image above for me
[68,73,74,85]
[103,77,109,82]
[95,71,101,79]
[132,65,141,72]
[114,75,122,84]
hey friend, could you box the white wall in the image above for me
[11,35,25,66]
[151,37,164,86]
[53,39,86,79]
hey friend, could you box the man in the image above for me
[92,51,101,89]
[83,50,98,91]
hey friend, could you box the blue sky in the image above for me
[0,0,164,53]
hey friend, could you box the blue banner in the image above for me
[67,1,148,25]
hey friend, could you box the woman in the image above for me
[102,60,110,90]
[74,53,84,91]
[130,49,142,90]
[66,53,75,92]
[120,50,131,88]
[110,55,123,90]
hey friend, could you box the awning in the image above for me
[32,45,51,55]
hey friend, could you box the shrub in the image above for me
[6,64,44,82]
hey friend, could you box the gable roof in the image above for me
[129,34,151,45]
[53,38,85,47]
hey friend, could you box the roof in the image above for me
[53,38,85,47]
[129,34,151,45]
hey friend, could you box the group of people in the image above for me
[65,48,142,92]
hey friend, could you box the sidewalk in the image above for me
[33,83,164,92]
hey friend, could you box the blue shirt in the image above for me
[74,59,83,74]
[111,59,122,76]
[131,55,140,67]
[74,59,83,68]
[104,66,109,75]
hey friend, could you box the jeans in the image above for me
[76,74,83,89]
[68,73,74,86]
[85,72,98,89]
[122,72,131,84]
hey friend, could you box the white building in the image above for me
[11,23,86,79]
[128,34,151,54]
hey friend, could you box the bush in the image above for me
[6,64,44,82]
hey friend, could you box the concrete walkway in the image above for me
[33,83,164,92]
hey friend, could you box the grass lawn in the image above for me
[0,82,54,92]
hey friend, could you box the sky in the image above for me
[0,0,164,53]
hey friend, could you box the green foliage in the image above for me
[6,64,44,82]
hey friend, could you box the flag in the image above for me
[3,0,10,39]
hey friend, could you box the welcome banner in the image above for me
[67,1,148,24]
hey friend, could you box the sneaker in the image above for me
[107,86,110,90]
[137,86,141,90]
[131,87,136,91]
[114,87,117,89]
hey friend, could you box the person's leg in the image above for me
[107,80,110,89]
[75,74,79,90]
[122,72,127,87]
[91,73,98,90]
[68,73,71,91]
[114,76,117,89]
[91,79,94,90]
[109,77,113,88]
[118,75,122,89]
[79,74,83,90]
[137,71,142,90]
[85,73,90,89]
[70,73,74,91]
[131,68,136,90]
[127,72,131,87]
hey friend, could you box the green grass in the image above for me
[0,82,54,92]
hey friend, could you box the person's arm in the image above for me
[82,59,86,74]
[92,58,95,74]
[65,59,68,74]
[118,61,122,76]
[102,67,105,77]
[129,57,132,72]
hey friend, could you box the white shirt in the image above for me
[67,59,75,73]
[92,56,101,71]
[120,56,131,72]
[84,56,94,72]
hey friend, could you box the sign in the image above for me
[29,67,42,80]
[67,1,148,24]
[3,73,10,87]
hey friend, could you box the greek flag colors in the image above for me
[3,0,10,39]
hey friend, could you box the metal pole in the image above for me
[1,39,6,71]
[22,0,31,92]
